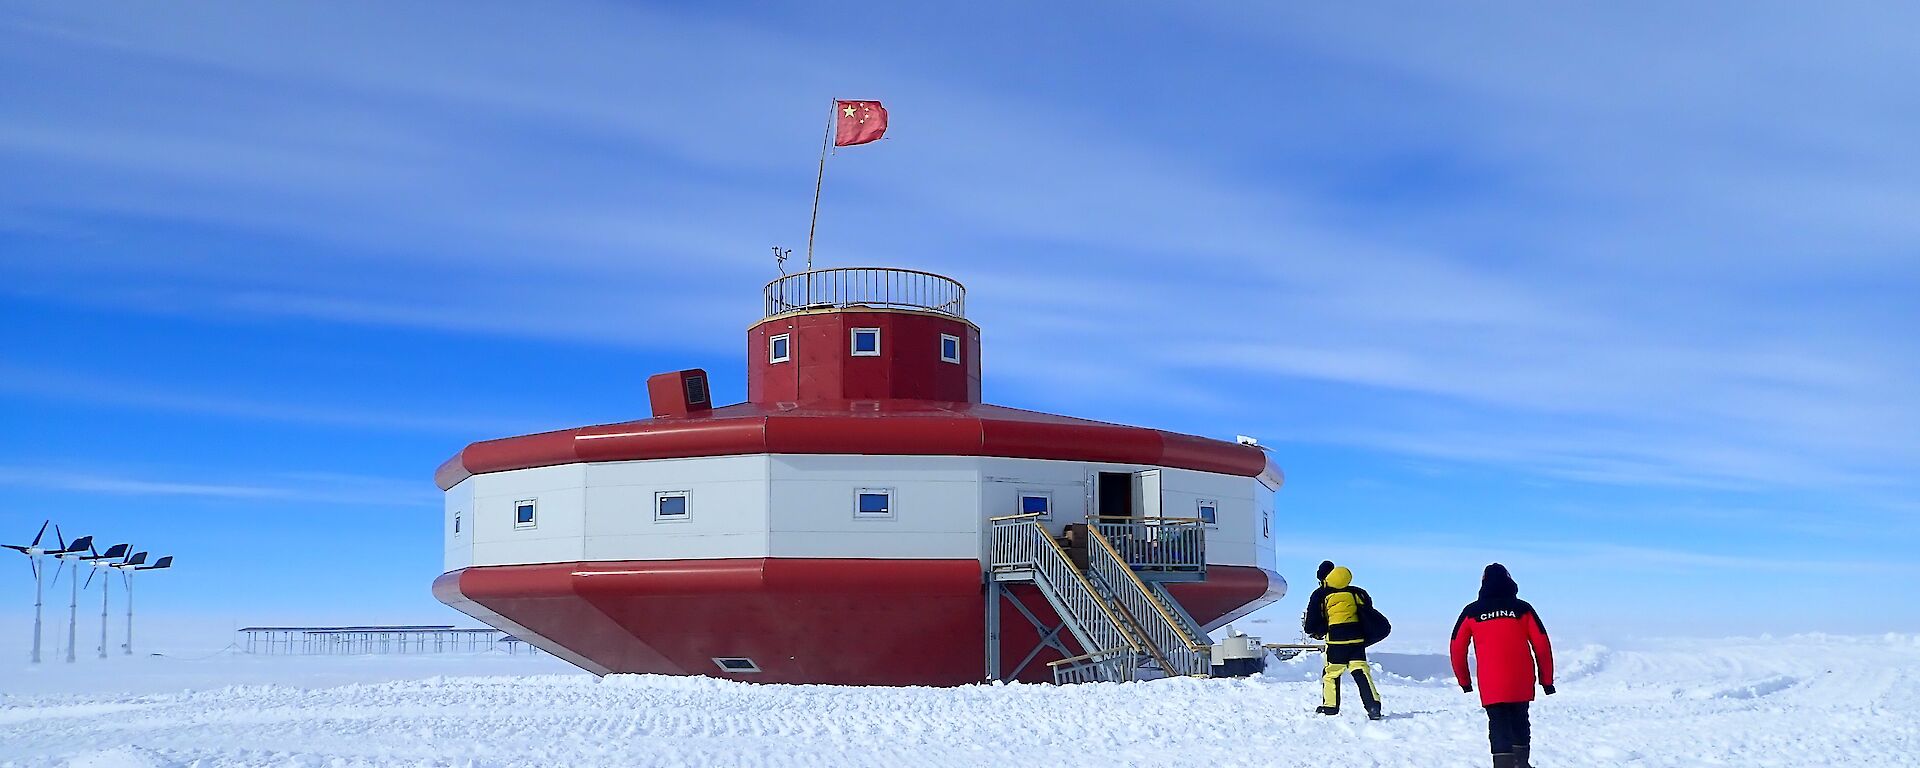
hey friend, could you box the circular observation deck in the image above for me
[764,267,966,320]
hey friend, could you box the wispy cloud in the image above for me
[0,364,552,436]
[0,0,1914,507]
[0,465,436,507]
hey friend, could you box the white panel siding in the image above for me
[1160,468,1264,568]
[767,455,980,559]
[470,464,588,566]
[443,479,475,572]
[582,455,770,560]
[443,453,1276,571]
[978,457,1099,538]
[1253,490,1278,572]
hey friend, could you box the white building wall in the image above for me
[443,478,475,572]
[979,457,1099,537]
[767,455,981,559]
[1158,468,1267,569]
[582,455,771,561]
[445,453,1275,570]
[469,464,587,567]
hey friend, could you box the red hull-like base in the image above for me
[435,559,1284,685]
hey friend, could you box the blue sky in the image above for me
[2,1,1916,645]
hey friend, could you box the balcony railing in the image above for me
[1089,518,1208,578]
[764,267,966,320]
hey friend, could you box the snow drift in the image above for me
[2,634,1915,767]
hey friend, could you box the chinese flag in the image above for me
[834,100,888,147]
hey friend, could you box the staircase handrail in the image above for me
[1085,525,1213,676]
[1047,647,1132,684]
[988,515,1141,670]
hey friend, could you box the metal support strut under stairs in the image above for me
[986,514,1215,683]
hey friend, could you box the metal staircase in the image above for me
[1085,523,1213,677]
[986,514,1214,683]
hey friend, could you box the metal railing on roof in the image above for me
[763,267,966,320]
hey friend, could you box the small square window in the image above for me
[940,334,961,364]
[713,657,760,673]
[514,500,537,529]
[684,375,709,405]
[1197,499,1219,526]
[769,334,791,363]
[851,328,881,357]
[855,488,893,519]
[1019,491,1051,519]
[655,491,690,522]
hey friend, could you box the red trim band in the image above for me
[437,401,1281,490]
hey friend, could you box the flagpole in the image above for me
[806,100,834,275]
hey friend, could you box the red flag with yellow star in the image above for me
[834,100,888,147]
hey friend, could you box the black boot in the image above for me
[1315,706,1339,715]
[1514,745,1532,767]
[1492,754,1517,768]
[1365,705,1383,721]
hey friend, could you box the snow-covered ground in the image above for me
[3,634,1916,767]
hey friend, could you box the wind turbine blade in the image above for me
[50,559,64,586]
[32,519,49,547]
[55,524,66,551]
[84,566,96,589]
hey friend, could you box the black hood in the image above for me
[1479,563,1519,601]
[1316,560,1336,583]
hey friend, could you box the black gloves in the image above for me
[1542,684,1556,695]
[1461,683,1473,693]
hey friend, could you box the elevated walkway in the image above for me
[986,515,1214,683]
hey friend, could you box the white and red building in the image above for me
[433,268,1286,684]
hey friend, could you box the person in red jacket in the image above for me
[1450,563,1554,768]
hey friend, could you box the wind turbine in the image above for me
[47,532,96,664]
[82,543,131,660]
[113,552,170,655]
[2,520,79,664]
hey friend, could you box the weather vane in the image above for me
[772,246,792,275]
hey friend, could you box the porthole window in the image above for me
[514,499,537,529]
[940,333,961,364]
[1196,498,1219,526]
[851,328,881,357]
[655,491,690,522]
[855,487,893,519]
[1018,490,1052,520]
[769,334,791,363]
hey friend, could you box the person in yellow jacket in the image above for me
[1301,563,1384,720]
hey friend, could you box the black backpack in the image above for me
[1360,602,1393,647]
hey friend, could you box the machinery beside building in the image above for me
[433,267,1286,685]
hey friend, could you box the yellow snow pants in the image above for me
[1322,643,1381,710]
